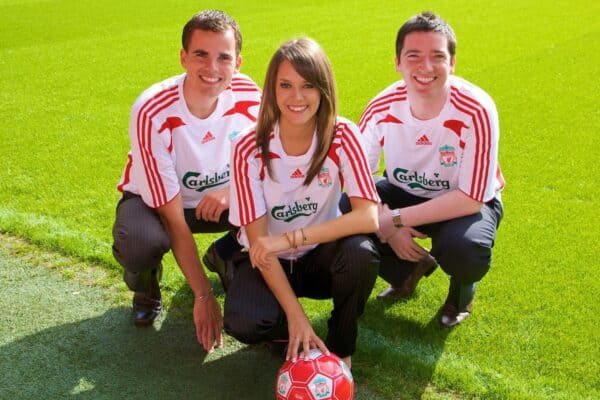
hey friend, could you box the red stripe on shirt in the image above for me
[450,87,492,202]
[359,85,407,124]
[358,86,407,131]
[496,164,505,190]
[117,153,133,192]
[141,91,178,207]
[136,85,178,207]
[358,94,408,132]
[137,89,173,206]
[233,132,258,225]
[147,95,179,204]
[337,122,378,201]
[230,77,261,93]
[231,88,261,92]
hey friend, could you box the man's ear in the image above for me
[450,55,456,74]
[235,55,242,73]
[180,48,187,69]
[395,56,401,73]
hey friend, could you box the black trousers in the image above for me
[223,235,379,358]
[111,192,234,293]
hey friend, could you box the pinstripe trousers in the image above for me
[223,235,379,358]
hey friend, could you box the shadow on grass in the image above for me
[0,243,450,400]
[0,283,282,400]
[354,295,451,399]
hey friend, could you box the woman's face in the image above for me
[275,59,321,130]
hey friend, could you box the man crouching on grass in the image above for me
[360,11,504,327]
[111,10,260,352]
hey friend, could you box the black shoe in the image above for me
[396,254,437,298]
[376,285,405,299]
[133,292,162,327]
[264,339,288,360]
[377,254,437,300]
[202,243,229,291]
[439,301,472,327]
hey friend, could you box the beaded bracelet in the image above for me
[195,287,213,302]
[283,231,296,249]
[283,231,298,273]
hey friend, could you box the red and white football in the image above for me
[275,349,354,400]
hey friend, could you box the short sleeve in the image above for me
[337,120,379,202]
[229,128,267,226]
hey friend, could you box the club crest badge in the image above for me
[439,144,457,167]
[310,376,332,398]
[318,167,332,188]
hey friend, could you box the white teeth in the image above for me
[288,105,307,112]
[415,76,435,84]
[201,76,220,83]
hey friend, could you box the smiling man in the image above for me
[359,12,505,327]
[112,10,260,352]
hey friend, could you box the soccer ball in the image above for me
[275,349,354,400]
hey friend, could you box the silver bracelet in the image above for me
[195,287,214,302]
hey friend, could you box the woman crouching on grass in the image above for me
[224,37,380,368]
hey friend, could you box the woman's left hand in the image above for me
[249,234,289,270]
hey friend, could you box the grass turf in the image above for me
[1,0,599,398]
[0,234,287,400]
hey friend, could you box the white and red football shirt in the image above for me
[117,73,261,209]
[359,75,504,203]
[230,117,379,259]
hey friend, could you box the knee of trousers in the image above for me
[436,238,492,283]
[223,300,282,345]
[336,236,380,280]
[112,224,170,274]
[123,269,149,293]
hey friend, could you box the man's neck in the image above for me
[408,87,449,121]
[182,80,218,119]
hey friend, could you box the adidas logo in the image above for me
[201,131,215,144]
[416,134,432,145]
[290,168,305,179]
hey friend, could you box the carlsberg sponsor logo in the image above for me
[271,198,318,222]
[182,169,229,192]
[392,168,450,191]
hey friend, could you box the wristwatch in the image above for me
[392,209,404,228]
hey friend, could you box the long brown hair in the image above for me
[256,37,337,185]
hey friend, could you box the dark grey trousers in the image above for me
[111,192,233,293]
[223,235,379,358]
[374,179,503,307]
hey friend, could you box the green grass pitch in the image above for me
[0,0,598,399]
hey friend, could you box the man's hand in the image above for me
[193,292,223,353]
[195,187,229,222]
[156,193,223,352]
[387,227,429,262]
